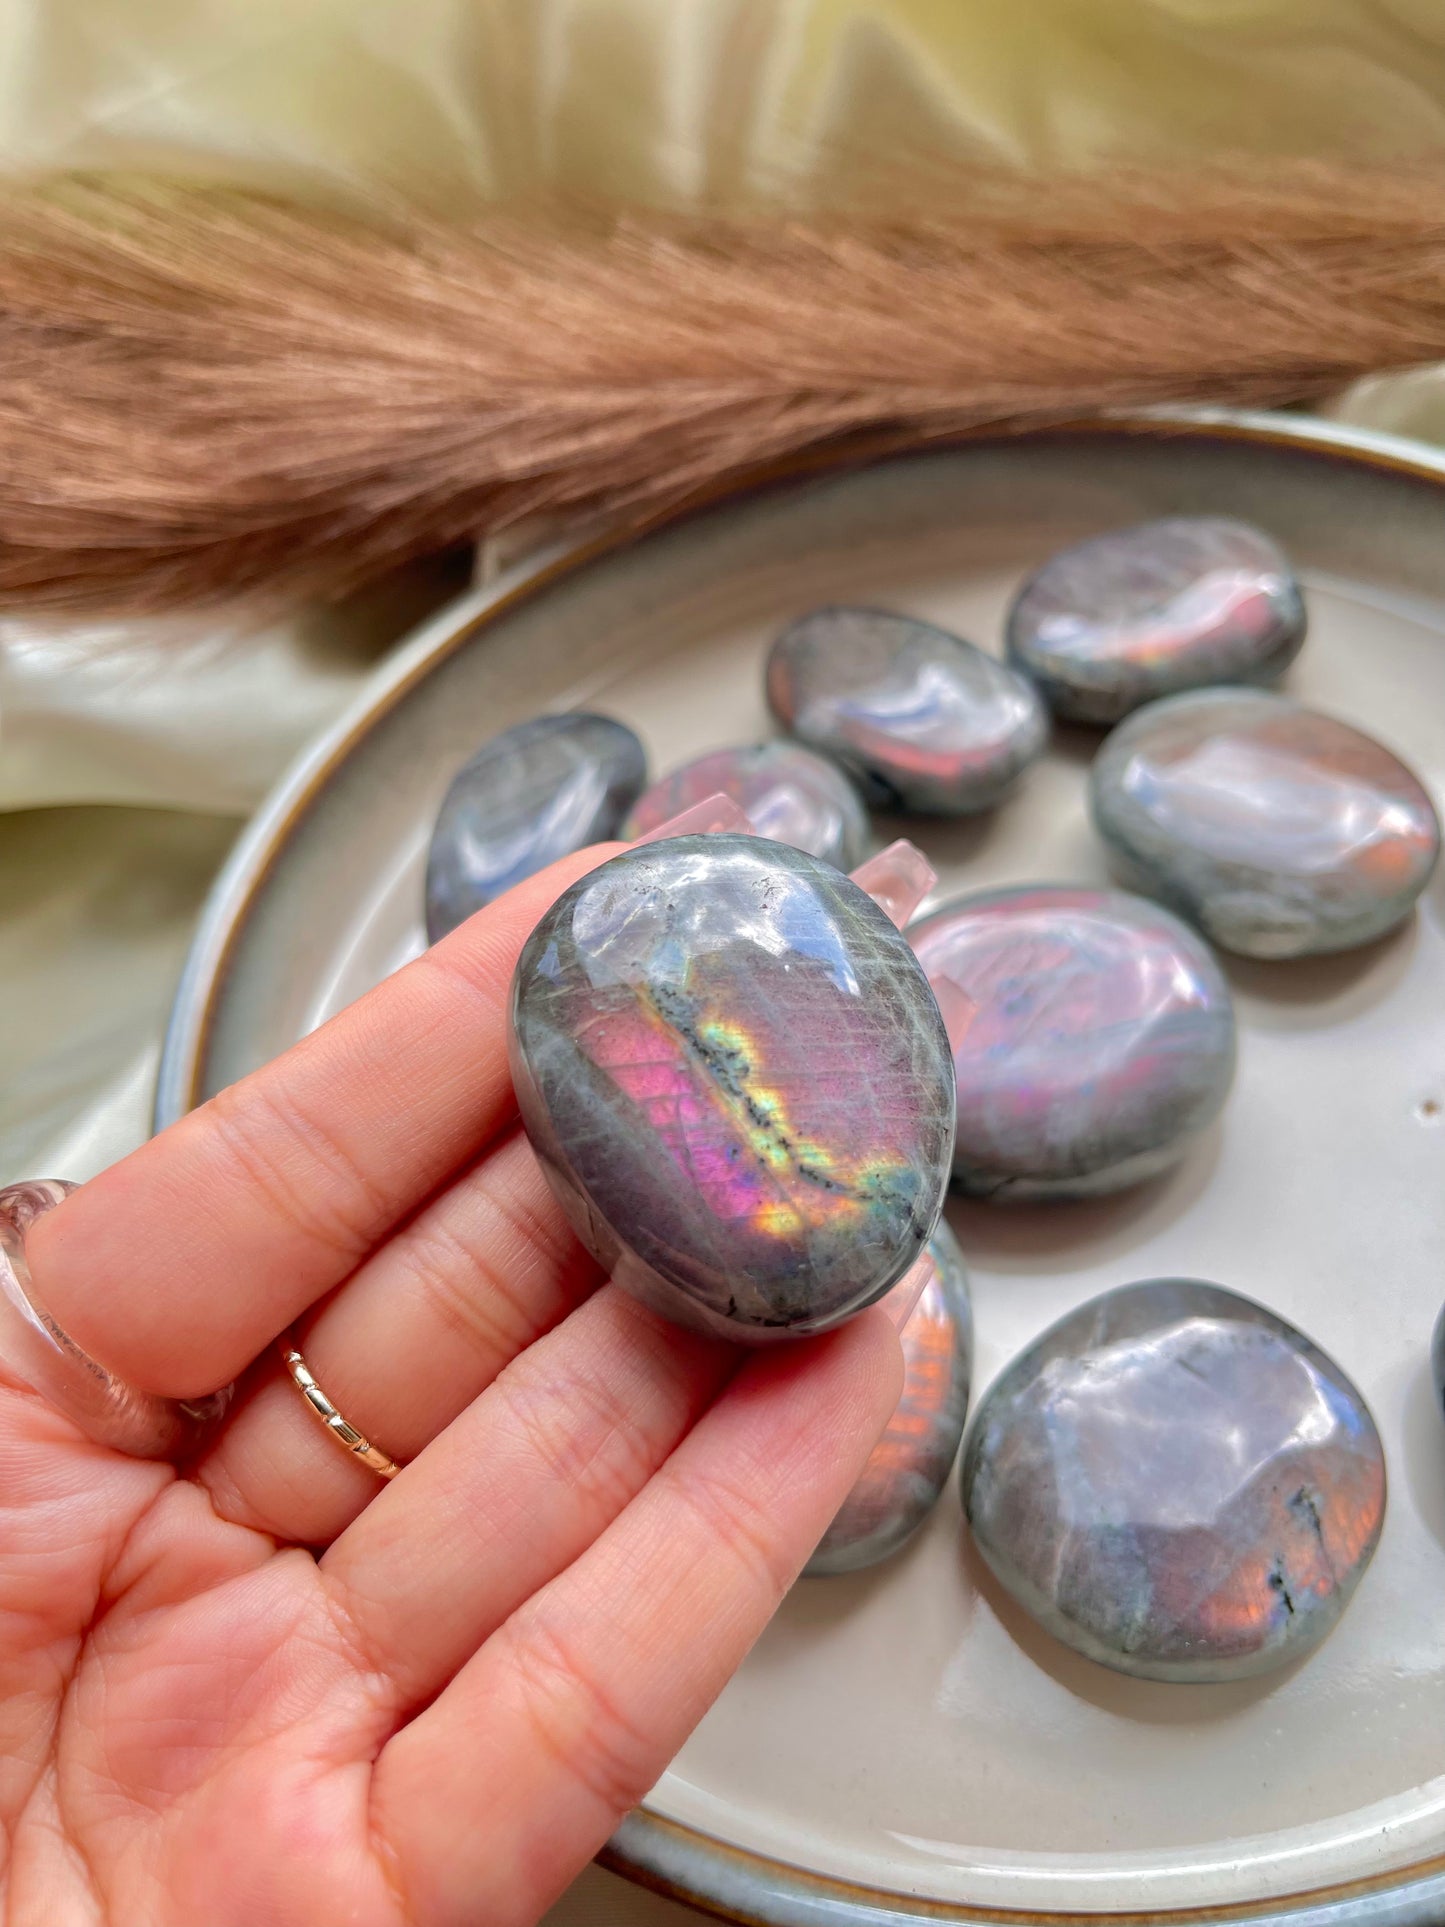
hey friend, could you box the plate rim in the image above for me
[157,405,1445,1927]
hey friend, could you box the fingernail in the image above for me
[849,840,937,930]
[631,794,755,845]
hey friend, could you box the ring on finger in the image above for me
[280,1341,402,1480]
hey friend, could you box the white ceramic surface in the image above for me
[158,417,1445,1923]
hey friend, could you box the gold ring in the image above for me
[280,1345,400,1480]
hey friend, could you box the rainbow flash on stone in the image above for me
[509,833,955,1340]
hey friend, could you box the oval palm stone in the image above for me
[1090,688,1440,957]
[426,713,646,940]
[1006,516,1307,724]
[766,607,1047,814]
[622,742,868,869]
[907,885,1235,1199]
[963,1279,1386,1683]
[509,834,956,1341]
[807,1220,972,1575]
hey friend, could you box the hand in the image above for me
[0,846,901,1927]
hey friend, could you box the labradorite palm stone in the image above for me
[509,834,956,1341]
[1006,517,1307,724]
[426,713,646,941]
[766,607,1047,814]
[908,885,1235,1199]
[807,1220,973,1575]
[1090,689,1441,958]
[622,742,868,870]
[963,1280,1386,1683]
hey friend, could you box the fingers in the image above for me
[321,1282,742,1713]
[25,844,623,1400]
[368,1310,902,1927]
[195,1130,603,1544]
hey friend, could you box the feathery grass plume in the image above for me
[3,165,1445,613]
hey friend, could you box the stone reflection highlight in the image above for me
[963,1279,1386,1682]
[509,835,955,1341]
[1091,689,1440,957]
[622,742,868,870]
[767,607,1047,814]
[1007,516,1307,724]
[907,886,1235,1199]
[807,1221,972,1575]
[426,712,646,940]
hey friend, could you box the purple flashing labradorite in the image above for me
[622,742,868,869]
[908,886,1235,1199]
[509,834,956,1341]
[766,607,1047,814]
[963,1279,1386,1682]
[1090,689,1441,958]
[1006,517,1307,724]
[807,1219,972,1575]
[425,712,646,940]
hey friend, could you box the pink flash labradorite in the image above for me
[1090,689,1441,958]
[622,742,869,870]
[508,834,956,1341]
[806,1219,973,1575]
[766,607,1047,814]
[907,885,1235,1199]
[1006,517,1307,724]
[963,1280,1386,1681]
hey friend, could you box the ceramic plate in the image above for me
[158,414,1445,1926]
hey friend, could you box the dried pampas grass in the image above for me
[5,164,1445,614]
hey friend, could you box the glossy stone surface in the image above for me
[622,742,868,869]
[1432,1301,1445,1427]
[807,1221,973,1575]
[766,607,1047,814]
[509,834,956,1341]
[1091,689,1441,958]
[908,886,1235,1200]
[425,712,646,940]
[963,1280,1386,1683]
[1006,516,1307,724]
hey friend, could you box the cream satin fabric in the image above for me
[7,0,1445,200]
[3,8,1444,1918]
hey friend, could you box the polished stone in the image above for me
[1091,689,1441,958]
[622,742,868,869]
[807,1220,972,1574]
[425,712,646,940]
[907,886,1235,1199]
[1006,516,1307,724]
[509,834,956,1341]
[766,607,1047,814]
[963,1279,1386,1682]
